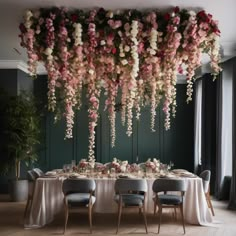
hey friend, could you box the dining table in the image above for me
[24,171,213,229]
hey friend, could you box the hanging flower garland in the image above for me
[19,7,221,160]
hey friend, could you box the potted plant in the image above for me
[0,90,41,201]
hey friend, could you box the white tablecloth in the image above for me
[24,176,212,228]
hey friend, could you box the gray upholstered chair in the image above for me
[32,168,44,178]
[138,163,146,170]
[62,178,96,234]
[200,170,215,216]
[152,178,186,234]
[114,178,148,234]
[24,170,37,221]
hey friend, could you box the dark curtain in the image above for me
[200,73,217,194]
[228,57,236,210]
[215,72,223,199]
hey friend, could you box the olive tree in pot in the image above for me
[0,91,41,201]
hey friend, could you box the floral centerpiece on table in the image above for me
[145,158,161,173]
[111,157,129,173]
[78,159,89,172]
[94,162,105,172]
[127,163,140,173]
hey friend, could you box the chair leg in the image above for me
[88,204,93,233]
[207,198,215,216]
[206,192,215,216]
[174,208,177,220]
[154,201,157,215]
[139,206,142,214]
[23,198,31,222]
[158,206,162,234]
[180,204,185,234]
[116,201,122,234]
[142,204,148,234]
[64,202,69,235]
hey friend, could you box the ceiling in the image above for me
[0,0,235,73]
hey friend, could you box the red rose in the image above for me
[174,6,180,13]
[71,14,78,22]
[19,23,26,33]
[111,48,117,54]
[197,10,206,18]
[99,30,104,37]
[164,13,170,21]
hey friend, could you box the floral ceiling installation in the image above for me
[19,7,221,162]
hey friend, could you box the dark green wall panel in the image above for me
[137,107,161,163]
[33,77,194,172]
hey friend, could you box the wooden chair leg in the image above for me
[142,204,148,234]
[88,204,93,233]
[158,206,162,234]
[64,202,69,235]
[139,206,142,214]
[24,198,31,221]
[207,196,215,216]
[180,204,185,234]
[116,201,122,234]
[205,191,215,216]
[154,201,157,215]
[174,208,177,220]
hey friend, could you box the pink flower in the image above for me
[107,33,114,46]
[108,20,122,29]
[90,96,97,103]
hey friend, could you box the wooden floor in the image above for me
[0,195,236,236]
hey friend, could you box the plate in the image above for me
[118,175,129,178]
[172,169,188,174]
[179,173,196,178]
[45,171,57,176]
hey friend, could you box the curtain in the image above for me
[215,73,223,198]
[194,79,202,173]
[215,60,233,199]
[228,57,236,210]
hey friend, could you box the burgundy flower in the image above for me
[164,13,170,21]
[197,10,207,20]
[111,48,117,54]
[174,6,180,13]
[99,30,104,37]
[19,23,26,33]
[71,14,78,22]
[213,27,221,36]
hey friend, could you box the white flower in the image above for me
[119,52,125,57]
[106,11,114,18]
[25,10,33,20]
[124,45,130,52]
[121,59,128,65]
[44,47,53,56]
[149,49,156,55]
[89,69,94,75]
[100,40,106,46]
[189,10,196,16]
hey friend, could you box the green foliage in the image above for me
[0,91,41,180]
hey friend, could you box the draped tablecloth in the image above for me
[24,176,212,228]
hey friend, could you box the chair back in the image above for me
[62,179,96,195]
[27,170,37,182]
[115,178,147,193]
[32,168,44,177]
[152,178,186,193]
[138,163,146,170]
[104,162,112,169]
[199,170,211,193]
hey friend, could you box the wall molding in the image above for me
[0,60,47,75]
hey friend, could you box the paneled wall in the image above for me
[35,76,194,172]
